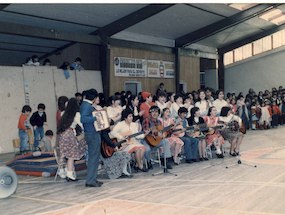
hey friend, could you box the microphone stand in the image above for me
[152,117,177,177]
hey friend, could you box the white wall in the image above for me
[0,66,102,154]
[225,48,285,95]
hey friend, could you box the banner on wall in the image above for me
[114,57,175,78]
[114,57,147,77]
[147,60,163,78]
[163,61,175,78]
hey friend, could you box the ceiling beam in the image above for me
[2,10,99,29]
[219,23,285,54]
[93,4,174,37]
[0,47,47,54]
[41,4,174,60]
[0,21,101,45]
[0,4,9,10]
[175,4,282,47]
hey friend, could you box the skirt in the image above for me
[102,151,131,179]
[58,129,87,160]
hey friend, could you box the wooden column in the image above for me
[100,43,110,98]
[218,52,224,90]
[175,48,180,93]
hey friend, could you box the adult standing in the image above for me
[80,89,103,187]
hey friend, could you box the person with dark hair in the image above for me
[142,105,173,169]
[110,109,147,173]
[25,55,40,66]
[140,91,154,119]
[107,95,123,125]
[80,88,103,187]
[219,106,244,156]
[204,106,224,158]
[43,59,51,66]
[56,96,69,128]
[187,107,208,161]
[126,95,144,122]
[155,91,169,114]
[175,107,200,163]
[39,130,54,152]
[156,82,167,97]
[170,94,184,118]
[213,90,228,116]
[195,90,212,117]
[160,108,184,165]
[30,103,47,151]
[75,92,83,105]
[18,105,32,153]
[70,57,84,71]
[58,98,86,181]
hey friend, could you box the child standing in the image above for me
[271,101,281,128]
[30,103,47,151]
[18,105,32,153]
[39,130,54,152]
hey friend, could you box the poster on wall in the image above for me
[163,61,175,78]
[114,57,147,77]
[147,60,162,78]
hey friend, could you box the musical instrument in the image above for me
[145,125,173,147]
[171,124,224,138]
[92,110,110,131]
[101,131,144,158]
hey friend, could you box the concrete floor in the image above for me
[1,127,285,215]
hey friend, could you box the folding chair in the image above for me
[145,148,162,169]
[53,147,66,181]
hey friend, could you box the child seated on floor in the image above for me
[38,130,54,152]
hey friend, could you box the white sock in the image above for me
[216,148,222,154]
[122,164,130,175]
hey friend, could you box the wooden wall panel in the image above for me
[109,46,175,95]
[180,55,200,91]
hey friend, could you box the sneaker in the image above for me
[58,168,66,179]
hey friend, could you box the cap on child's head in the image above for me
[45,130,53,136]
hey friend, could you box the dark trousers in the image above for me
[85,131,101,185]
[180,135,199,160]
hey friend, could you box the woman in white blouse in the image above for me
[106,95,124,125]
[110,109,147,172]
[213,90,228,116]
[195,90,211,117]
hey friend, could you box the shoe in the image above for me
[230,152,237,156]
[234,151,240,156]
[138,167,148,172]
[216,153,224,158]
[66,177,78,182]
[121,173,133,178]
[166,163,172,169]
[96,180,103,186]
[199,157,204,161]
[202,157,209,161]
[147,162,153,170]
[185,159,193,163]
[85,182,102,187]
